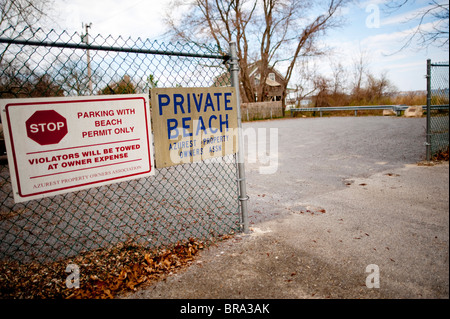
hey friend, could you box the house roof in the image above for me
[212,60,285,88]
[248,60,285,82]
[266,78,281,87]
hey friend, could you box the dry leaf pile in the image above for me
[0,238,207,299]
[432,147,449,161]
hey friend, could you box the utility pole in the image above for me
[81,23,93,95]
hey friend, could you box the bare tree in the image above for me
[312,74,332,107]
[265,0,347,115]
[1,0,52,67]
[166,0,348,114]
[293,58,320,106]
[329,59,346,95]
[166,0,257,103]
[57,59,102,96]
[350,48,370,101]
[385,0,449,51]
[0,0,51,36]
[364,71,397,103]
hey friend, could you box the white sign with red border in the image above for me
[0,94,154,203]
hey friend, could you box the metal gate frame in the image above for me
[0,30,249,264]
[426,59,450,161]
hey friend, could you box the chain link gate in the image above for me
[426,60,449,160]
[0,28,243,264]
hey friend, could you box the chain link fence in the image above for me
[0,28,241,264]
[427,60,449,159]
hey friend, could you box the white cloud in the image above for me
[386,60,424,70]
[52,0,172,39]
[361,20,443,55]
[357,0,388,9]
[381,4,436,26]
[361,29,409,49]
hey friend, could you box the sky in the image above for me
[48,0,449,92]
[320,0,449,92]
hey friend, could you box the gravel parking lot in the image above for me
[126,116,449,299]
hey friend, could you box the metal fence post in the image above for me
[229,42,249,234]
[426,59,431,162]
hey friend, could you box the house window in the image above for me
[254,74,260,86]
[269,73,275,81]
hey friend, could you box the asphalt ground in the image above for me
[123,116,449,299]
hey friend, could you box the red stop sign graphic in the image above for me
[26,110,68,145]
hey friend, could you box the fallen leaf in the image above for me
[0,237,214,299]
